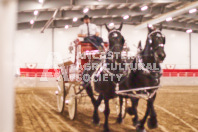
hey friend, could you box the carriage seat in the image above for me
[63,61,73,67]
[58,61,73,67]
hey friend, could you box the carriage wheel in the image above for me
[67,84,77,120]
[115,97,127,119]
[56,74,65,113]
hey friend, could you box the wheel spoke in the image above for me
[56,74,65,113]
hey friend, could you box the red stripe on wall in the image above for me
[19,68,198,77]
[20,68,60,77]
[163,69,198,77]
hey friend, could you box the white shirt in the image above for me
[79,23,99,36]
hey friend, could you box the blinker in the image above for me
[149,39,152,44]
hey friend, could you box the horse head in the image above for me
[145,24,166,63]
[105,23,125,53]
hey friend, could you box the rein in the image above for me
[135,52,162,80]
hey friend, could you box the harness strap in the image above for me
[135,54,162,78]
[90,62,103,91]
[135,55,150,74]
[90,58,131,91]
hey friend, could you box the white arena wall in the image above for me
[14,25,198,69]
[14,77,57,88]
[14,25,198,87]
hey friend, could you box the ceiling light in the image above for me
[30,20,34,25]
[186,29,192,33]
[83,8,89,13]
[38,0,44,3]
[109,22,114,27]
[123,15,129,20]
[34,10,39,16]
[98,0,102,1]
[65,25,69,29]
[189,8,197,14]
[73,17,78,22]
[141,6,148,11]
[166,17,172,22]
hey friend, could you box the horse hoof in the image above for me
[92,119,100,126]
[136,125,146,132]
[133,119,139,127]
[103,128,110,132]
[116,118,123,124]
[147,117,158,129]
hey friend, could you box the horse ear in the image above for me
[138,41,142,51]
[159,23,163,31]
[147,24,153,33]
[105,23,110,32]
[117,22,123,31]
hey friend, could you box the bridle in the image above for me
[137,30,166,79]
[108,29,125,51]
[147,30,165,53]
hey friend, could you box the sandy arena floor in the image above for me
[14,86,198,132]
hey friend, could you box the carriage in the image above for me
[55,24,165,132]
[55,39,128,120]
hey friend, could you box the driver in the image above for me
[78,15,104,51]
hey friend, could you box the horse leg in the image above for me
[104,98,110,132]
[131,98,139,126]
[126,97,139,115]
[85,85,96,104]
[116,96,123,124]
[147,94,158,129]
[126,98,139,126]
[136,99,152,132]
[93,94,103,125]
[85,85,98,124]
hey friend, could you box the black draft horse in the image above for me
[118,25,166,132]
[82,23,126,132]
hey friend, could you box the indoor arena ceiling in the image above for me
[17,0,198,33]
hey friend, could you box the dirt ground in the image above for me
[14,86,198,132]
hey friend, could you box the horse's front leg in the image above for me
[116,96,123,124]
[104,98,110,132]
[93,94,103,125]
[136,98,152,132]
[126,98,139,126]
[85,85,98,124]
[131,98,139,126]
[147,94,158,129]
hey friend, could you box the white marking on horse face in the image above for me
[156,33,162,37]
[112,33,118,37]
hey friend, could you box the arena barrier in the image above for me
[161,69,198,86]
[163,69,198,77]
[19,68,198,78]
[19,68,60,77]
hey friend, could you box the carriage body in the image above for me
[60,40,109,83]
[56,39,120,120]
